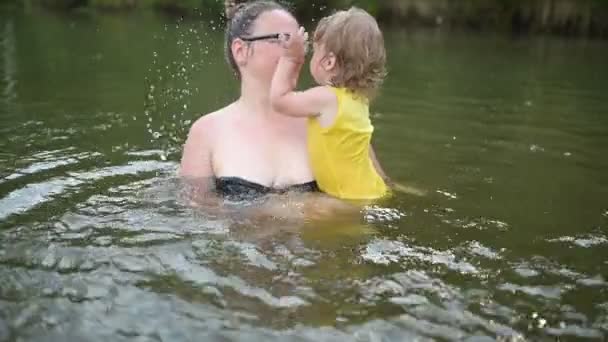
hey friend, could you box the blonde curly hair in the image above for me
[313,7,387,99]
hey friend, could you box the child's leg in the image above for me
[369,144,426,196]
[390,182,427,196]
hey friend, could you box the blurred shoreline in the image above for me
[5,0,608,38]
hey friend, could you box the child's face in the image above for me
[309,42,335,86]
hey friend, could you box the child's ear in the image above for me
[323,52,337,71]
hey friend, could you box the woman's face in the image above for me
[236,10,299,83]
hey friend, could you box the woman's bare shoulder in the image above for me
[188,103,237,136]
[179,103,238,178]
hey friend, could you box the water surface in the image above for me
[1,9,608,341]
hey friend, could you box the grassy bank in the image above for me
[15,0,608,37]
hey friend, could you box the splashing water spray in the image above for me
[142,12,216,162]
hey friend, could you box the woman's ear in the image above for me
[231,38,249,67]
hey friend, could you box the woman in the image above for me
[180,1,318,202]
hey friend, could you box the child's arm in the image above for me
[270,60,335,117]
[270,27,336,118]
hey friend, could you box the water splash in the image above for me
[363,205,406,223]
[436,190,458,199]
[143,19,208,160]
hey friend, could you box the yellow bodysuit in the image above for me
[307,87,388,200]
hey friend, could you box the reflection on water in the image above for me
[1,19,17,104]
[0,8,607,342]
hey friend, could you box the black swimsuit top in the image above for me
[215,177,318,201]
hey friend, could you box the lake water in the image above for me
[1,8,607,341]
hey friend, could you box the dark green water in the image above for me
[1,7,607,341]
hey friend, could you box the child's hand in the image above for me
[282,26,308,62]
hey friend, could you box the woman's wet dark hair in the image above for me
[224,0,291,78]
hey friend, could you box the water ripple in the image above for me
[361,239,480,274]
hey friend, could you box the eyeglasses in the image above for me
[239,33,291,43]
[239,33,311,54]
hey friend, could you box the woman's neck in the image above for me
[238,77,291,123]
[239,79,270,115]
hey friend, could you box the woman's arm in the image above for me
[179,116,218,204]
[180,117,214,178]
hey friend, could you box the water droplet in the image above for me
[436,190,458,199]
[529,144,544,152]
